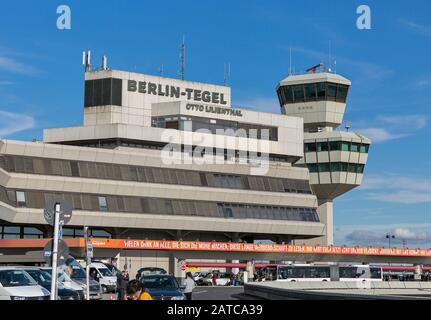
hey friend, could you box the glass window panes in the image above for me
[357,164,365,174]
[318,163,330,172]
[327,83,337,100]
[98,196,108,212]
[308,164,318,173]
[316,82,326,98]
[359,144,369,153]
[282,86,293,103]
[317,142,329,152]
[330,163,341,172]
[337,85,348,102]
[292,85,305,102]
[348,163,357,173]
[351,143,359,152]
[305,143,317,152]
[341,143,350,152]
[16,191,26,208]
[305,84,316,100]
[329,141,340,151]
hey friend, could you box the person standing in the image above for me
[183,272,196,300]
[211,271,217,286]
[117,271,129,300]
[126,280,152,300]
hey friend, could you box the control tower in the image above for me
[276,64,371,245]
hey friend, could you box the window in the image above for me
[318,163,330,172]
[305,84,316,101]
[327,83,337,100]
[359,144,369,153]
[341,142,350,152]
[330,163,341,172]
[351,143,359,153]
[348,163,357,173]
[98,196,108,212]
[305,143,317,152]
[282,86,293,103]
[316,83,326,98]
[337,85,348,102]
[84,78,123,107]
[329,141,340,151]
[292,85,305,102]
[317,142,329,152]
[16,191,26,208]
[307,164,318,173]
[357,164,365,174]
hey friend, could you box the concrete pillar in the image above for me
[304,200,333,246]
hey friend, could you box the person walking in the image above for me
[183,272,196,300]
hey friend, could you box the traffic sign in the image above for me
[44,199,73,226]
[181,265,186,271]
[43,239,69,266]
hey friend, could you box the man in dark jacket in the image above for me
[117,271,129,300]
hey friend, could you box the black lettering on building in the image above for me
[148,83,157,95]
[128,80,137,92]
[171,86,180,98]
[138,81,146,93]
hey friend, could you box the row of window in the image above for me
[61,139,294,163]
[0,225,111,239]
[307,162,365,174]
[0,225,43,239]
[304,141,370,153]
[0,188,319,222]
[277,82,349,105]
[152,115,279,141]
[0,155,313,194]
[84,78,122,107]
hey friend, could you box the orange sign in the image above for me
[1,238,431,258]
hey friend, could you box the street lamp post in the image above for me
[386,233,395,248]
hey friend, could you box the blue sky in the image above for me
[0,0,430,247]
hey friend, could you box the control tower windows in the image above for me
[84,78,123,107]
[307,162,365,174]
[277,82,349,105]
[304,142,370,153]
[305,84,317,100]
[292,85,305,102]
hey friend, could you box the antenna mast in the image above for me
[289,47,292,75]
[180,36,186,80]
[223,63,231,86]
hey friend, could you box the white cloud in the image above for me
[289,46,393,81]
[0,110,35,137]
[376,115,428,130]
[336,224,431,247]
[356,128,408,143]
[234,97,280,113]
[0,56,40,75]
[361,174,431,204]
[399,19,431,38]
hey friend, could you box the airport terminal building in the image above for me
[0,62,370,273]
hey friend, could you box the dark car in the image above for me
[137,267,167,280]
[23,267,82,300]
[140,275,185,300]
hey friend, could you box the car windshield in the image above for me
[98,268,113,277]
[142,276,179,289]
[26,270,52,286]
[0,270,38,287]
[140,268,166,275]
[65,257,87,279]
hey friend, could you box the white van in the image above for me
[0,267,50,300]
[89,262,117,293]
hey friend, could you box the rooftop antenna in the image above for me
[289,47,293,75]
[101,54,108,70]
[158,64,164,76]
[82,50,92,72]
[223,62,231,86]
[180,35,186,80]
[345,122,351,132]
[328,40,332,72]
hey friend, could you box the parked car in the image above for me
[140,274,185,300]
[0,267,50,300]
[63,256,102,300]
[89,262,117,293]
[201,272,231,286]
[93,261,120,278]
[193,272,211,282]
[41,267,85,300]
[137,267,167,280]
[20,267,82,300]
